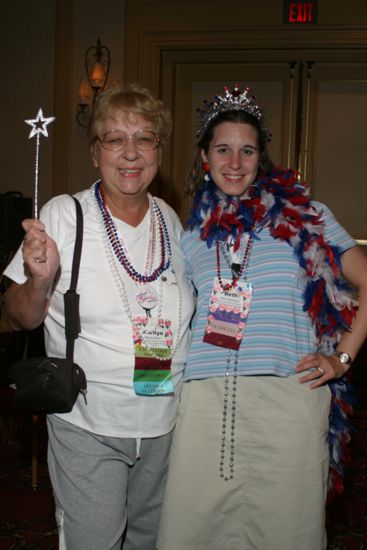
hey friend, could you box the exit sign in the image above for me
[284,1,318,24]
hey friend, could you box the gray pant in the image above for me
[47,415,172,550]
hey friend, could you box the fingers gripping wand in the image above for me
[25,108,55,219]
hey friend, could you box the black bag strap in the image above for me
[64,196,83,360]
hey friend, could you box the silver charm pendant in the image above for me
[136,284,158,317]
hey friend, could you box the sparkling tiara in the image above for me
[196,83,271,142]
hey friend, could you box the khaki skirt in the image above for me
[157,375,330,550]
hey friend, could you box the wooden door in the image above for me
[303,62,367,241]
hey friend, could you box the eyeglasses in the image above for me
[97,129,160,152]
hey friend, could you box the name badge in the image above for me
[132,316,174,396]
[203,277,253,350]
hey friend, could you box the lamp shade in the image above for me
[77,79,92,105]
[90,62,106,88]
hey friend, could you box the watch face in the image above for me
[337,352,352,364]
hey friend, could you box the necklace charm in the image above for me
[136,284,158,317]
[231,262,241,277]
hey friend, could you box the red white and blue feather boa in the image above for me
[188,168,358,496]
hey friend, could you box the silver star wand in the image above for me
[25,108,55,219]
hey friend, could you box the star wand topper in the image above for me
[25,108,55,219]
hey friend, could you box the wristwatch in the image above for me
[333,351,353,365]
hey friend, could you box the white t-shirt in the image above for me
[4,186,195,438]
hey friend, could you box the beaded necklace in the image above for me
[95,181,171,283]
[92,180,183,360]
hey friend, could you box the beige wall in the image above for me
[2,1,56,207]
[71,0,125,195]
[2,0,125,208]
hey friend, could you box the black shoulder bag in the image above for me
[9,196,87,414]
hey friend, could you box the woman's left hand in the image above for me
[295,353,348,389]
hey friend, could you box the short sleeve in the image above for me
[311,201,356,253]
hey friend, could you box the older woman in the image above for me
[4,84,195,550]
[157,84,367,550]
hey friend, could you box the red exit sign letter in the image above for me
[283,1,318,24]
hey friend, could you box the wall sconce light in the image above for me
[76,38,110,128]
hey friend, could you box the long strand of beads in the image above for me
[92,182,183,361]
[220,349,239,481]
[143,196,155,274]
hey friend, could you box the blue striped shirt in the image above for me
[181,201,356,380]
